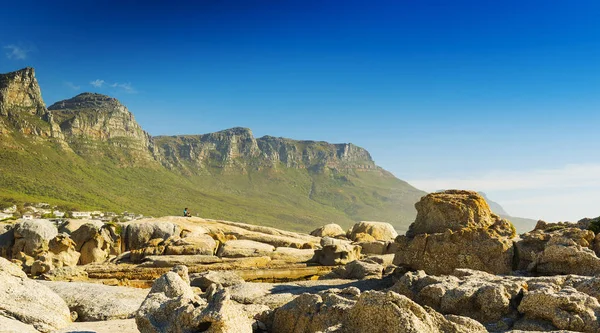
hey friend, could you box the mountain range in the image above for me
[0,67,427,232]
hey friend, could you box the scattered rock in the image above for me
[314,237,361,266]
[348,221,398,241]
[269,247,315,263]
[164,234,217,256]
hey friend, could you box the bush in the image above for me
[588,218,600,234]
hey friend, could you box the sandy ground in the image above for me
[56,319,139,333]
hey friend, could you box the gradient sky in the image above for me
[1,1,599,222]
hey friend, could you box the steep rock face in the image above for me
[48,92,155,163]
[0,68,62,138]
[154,129,377,173]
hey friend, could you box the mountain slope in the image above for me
[478,192,538,233]
[0,68,426,232]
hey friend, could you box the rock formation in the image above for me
[393,190,517,275]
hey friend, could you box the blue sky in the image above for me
[2,0,600,221]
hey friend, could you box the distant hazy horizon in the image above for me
[2,1,598,223]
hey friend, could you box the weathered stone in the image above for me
[164,234,216,256]
[314,237,361,266]
[71,222,121,265]
[348,221,398,241]
[190,270,245,290]
[0,257,71,332]
[310,223,346,238]
[393,225,514,275]
[518,285,600,332]
[269,247,315,263]
[125,221,181,251]
[322,259,383,280]
[41,281,149,321]
[516,227,600,275]
[407,190,497,236]
[217,239,274,258]
[12,219,57,257]
[0,223,14,258]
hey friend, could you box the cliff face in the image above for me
[48,93,156,163]
[154,129,377,173]
[0,68,62,139]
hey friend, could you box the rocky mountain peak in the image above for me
[48,92,126,114]
[0,67,46,116]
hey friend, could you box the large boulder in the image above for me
[71,222,121,265]
[310,223,346,238]
[164,234,217,256]
[314,237,361,266]
[216,239,275,258]
[269,247,315,263]
[393,190,516,275]
[12,219,58,257]
[407,190,496,236]
[31,233,80,276]
[136,266,254,333]
[41,281,148,321]
[125,221,181,251]
[0,257,71,332]
[516,226,600,275]
[348,221,398,241]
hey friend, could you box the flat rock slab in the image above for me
[40,281,149,321]
[138,255,222,267]
[56,319,139,333]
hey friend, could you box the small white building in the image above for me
[22,214,33,220]
[72,212,92,219]
[53,211,65,218]
[0,212,13,220]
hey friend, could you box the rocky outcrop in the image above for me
[406,190,498,237]
[515,225,600,276]
[348,221,398,241]
[393,190,516,275]
[314,237,361,266]
[310,223,346,238]
[155,129,377,172]
[41,281,148,321]
[190,271,245,290]
[0,68,62,139]
[136,266,254,333]
[0,257,71,332]
[270,289,487,333]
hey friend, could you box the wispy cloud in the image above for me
[409,163,600,192]
[4,44,32,60]
[408,163,600,222]
[90,79,105,88]
[64,82,81,91]
[89,79,136,94]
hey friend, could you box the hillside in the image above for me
[478,192,538,233]
[0,67,426,232]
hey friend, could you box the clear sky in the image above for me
[2,0,599,222]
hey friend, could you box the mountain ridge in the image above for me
[0,67,426,232]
